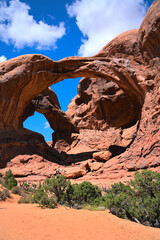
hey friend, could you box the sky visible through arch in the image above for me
[0,0,154,141]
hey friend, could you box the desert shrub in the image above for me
[3,169,17,190]
[32,184,57,209]
[129,170,160,227]
[15,170,160,228]
[7,177,17,190]
[38,196,57,209]
[43,175,72,204]
[71,181,102,205]
[21,183,37,193]
[0,176,5,185]
[18,181,57,208]
[11,186,23,195]
[18,194,34,204]
[0,190,6,201]
[3,188,10,198]
[90,196,106,207]
[11,183,36,197]
[43,178,101,206]
[130,170,160,197]
[103,170,160,227]
[0,188,11,200]
[33,185,47,203]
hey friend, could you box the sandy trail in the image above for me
[0,196,160,240]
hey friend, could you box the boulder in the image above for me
[89,162,103,172]
[93,151,112,162]
[62,167,87,179]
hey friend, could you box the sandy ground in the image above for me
[0,195,160,240]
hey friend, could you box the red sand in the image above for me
[0,195,160,240]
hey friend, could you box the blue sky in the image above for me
[0,0,154,141]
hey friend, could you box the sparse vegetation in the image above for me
[18,175,102,209]
[21,182,37,193]
[3,169,17,190]
[0,190,6,201]
[0,188,11,201]
[3,188,10,198]
[11,186,23,195]
[98,170,160,228]
[18,193,34,204]
[1,169,159,228]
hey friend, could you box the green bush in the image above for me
[0,176,5,186]
[103,170,160,227]
[7,177,17,190]
[33,176,102,208]
[72,181,102,205]
[15,170,160,228]
[3,169,17,190]
[33,185,47,203]
[32,184,57,209]
[38,196,56,209]
[130,170,160,198]
[20,183,37,193]
[43,175,72,204]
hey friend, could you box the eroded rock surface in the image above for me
[23,87,78,134]
[67,78,137,130]
[0,0,159,183]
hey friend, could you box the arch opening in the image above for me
[23,112,53,142]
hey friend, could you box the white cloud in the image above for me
[44,121,50,129]
[0,0,65,49]
[0,55,7,62]
[67,0,147,56]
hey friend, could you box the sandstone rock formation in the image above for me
[0,0,159,183]
[23,87,77,134]
[66,78,137,130]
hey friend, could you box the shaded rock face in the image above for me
[138,0,160,60]
[67,78,137,130]
[0,0,159,182]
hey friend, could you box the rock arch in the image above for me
[22,87,78,134]
[0,51,144,130]
[0,0,159,169]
